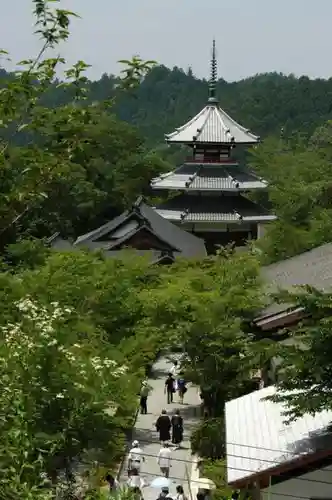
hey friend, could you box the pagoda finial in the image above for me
[208,39,218,104]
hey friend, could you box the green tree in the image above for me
[141,252,264,413]
[268,287,332,421]
[249,133,332,263]
[0,1,167,247]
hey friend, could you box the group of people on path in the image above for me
[165,362,187,405]
[104,359,190,500]
[140,361,188,415]
[123,437,187,500]
[155,409,183,448]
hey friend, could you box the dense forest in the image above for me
[2,65,332,146]
[2,61,332,262]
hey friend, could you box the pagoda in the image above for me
[151,41,276,253]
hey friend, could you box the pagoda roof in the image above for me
[166,40,259,145]
[165,103,259,145]
[74,197,206,259]
[151,163,267,191]
[156,194,276,224]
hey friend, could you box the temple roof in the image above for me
[74,197,206,258]
[165,104,259,145]
[165,40,259,145]
[156,194,276,224]
[151,163,267,191]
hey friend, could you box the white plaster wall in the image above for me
[261,465,332,500]
[257,223,266,239]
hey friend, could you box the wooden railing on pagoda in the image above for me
[185,157,238,164]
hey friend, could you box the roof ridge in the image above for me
[193,106,214,141]
[214,106,232,141]
[216,105,259,140]
[165,107,208,139]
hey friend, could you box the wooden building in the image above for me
[151,41,276,254]
[50,197,206,262]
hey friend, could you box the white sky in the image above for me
[1,0,332,82]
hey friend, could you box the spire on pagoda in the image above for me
[208,39,218,104]
[165,40,260,145]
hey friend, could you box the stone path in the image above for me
[119,357,201,500]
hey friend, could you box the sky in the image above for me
[1,0,332,82]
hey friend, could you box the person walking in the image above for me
[164,373,175,404]
[157,442,172,478]
[128,440,144,476]
[104,473,119,493]
[127,468,146,490]
[157,487,173,500]
[171,409,183,449]
[177,373,187,404]
[170,360,179,377]
[140,381,150,414]
[175,485,187,500]
[155,409,171,444]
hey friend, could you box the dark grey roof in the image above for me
[74,212,128,246]
[151,164,267,191]
[157,194,275,223]
[47,233,74,250]
[106,223,180,252]
[261,242,332,317]
[74,198,207,259]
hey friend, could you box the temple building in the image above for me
[49,197,206,262]
[151,41,276,253]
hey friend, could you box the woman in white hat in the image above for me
[128,440,145,476]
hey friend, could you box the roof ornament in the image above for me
[180,208,189,221]
[208,39,218,104]
[234,210,242,220]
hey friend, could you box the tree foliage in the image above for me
[267,287,332,421]
[0,1,170,497]
[3,68,332,148]
[249,133,332,263]
[0,2,169,250]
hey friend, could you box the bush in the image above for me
[202,459,233,499]
[190,417,225,459]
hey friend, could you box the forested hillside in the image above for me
[2,65,332,145]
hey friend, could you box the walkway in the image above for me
[119,357,201,500]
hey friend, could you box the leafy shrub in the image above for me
[202,459,233,499]
[190,417,225,459]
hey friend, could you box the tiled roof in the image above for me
[156,194,275,224]
[74,198,207,259]
[165,104,259,145]
[151,164,267,191]
[226,385,332,486]
[260,242,332,317]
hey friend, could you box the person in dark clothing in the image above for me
[171,409,183,448]
[155,409,171,443]
[157,487,173,500]
[164,373,175,404]
[105,473,119,492]
[177,373,187,404]
[140,382,150,414]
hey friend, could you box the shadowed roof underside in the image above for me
[156,194,276,223]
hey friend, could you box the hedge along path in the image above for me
[119,356,201,500]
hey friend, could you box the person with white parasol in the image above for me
[150,477,173,500]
